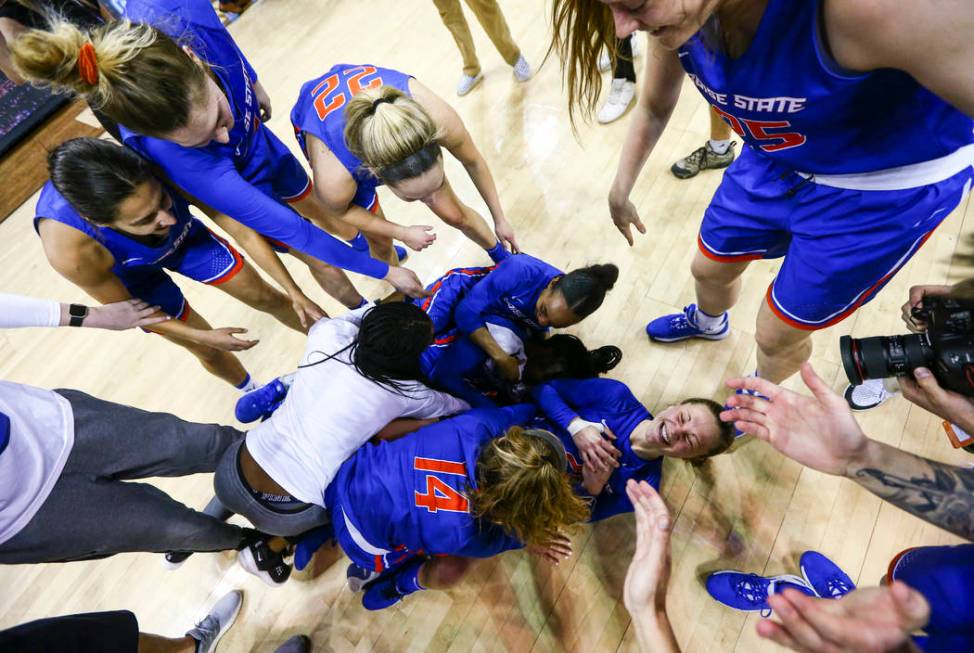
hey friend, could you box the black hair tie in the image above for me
[371,97,396,112]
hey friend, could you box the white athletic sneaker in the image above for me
[513,55,533,82]
[186,590,243,653]
[598,35,642,72]
[844,378,895,411]
[597,79,636,124]
[456,72,483,97]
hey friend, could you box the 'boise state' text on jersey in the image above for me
[33,182,196,281]
[326,406,535,561]
[678,0,974,174]
[291,64,414,186]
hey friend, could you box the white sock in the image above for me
[708,139,731,154]
[693,306,727,332]
[237,375,259,394]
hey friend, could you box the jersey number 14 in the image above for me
[413,457,470,514]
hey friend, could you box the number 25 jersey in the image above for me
[678,0,974,175]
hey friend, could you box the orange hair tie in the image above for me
[77,42,99,85]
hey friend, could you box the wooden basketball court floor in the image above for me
[0,1,971,651]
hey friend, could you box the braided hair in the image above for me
[299,302,434,396]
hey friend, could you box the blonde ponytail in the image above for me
[11,19,208,137]
[470,427,590,547]
[343,85,443,182]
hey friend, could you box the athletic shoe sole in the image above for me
[842,384,892,412]
[647,327,730,343]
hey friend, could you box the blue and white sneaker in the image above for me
[360,557,426,611]
[728,384,772,439]
[235,377,289,423]
[646,304,729,343]
[706,571,815,616]
[800,551,856,599]
[346,563,380,593]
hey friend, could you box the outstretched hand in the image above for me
[758,583,929,653]
[721,363,870,477]
[623,480,673,615]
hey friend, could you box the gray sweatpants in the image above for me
[0,389,248,564]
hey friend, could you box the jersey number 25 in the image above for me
[413,457,469,514]
[311,65,384,122]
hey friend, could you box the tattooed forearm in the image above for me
[854,456,974,541]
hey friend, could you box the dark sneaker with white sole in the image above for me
[163,550,193,570]
[238,538,292,587]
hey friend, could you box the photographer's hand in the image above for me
[901,284,953,332]
[899,367,974,434]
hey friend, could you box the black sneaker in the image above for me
[238,538,292,587]
[671,141,737,179]
[162,550,194,570]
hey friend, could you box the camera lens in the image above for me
[840,334,934,385]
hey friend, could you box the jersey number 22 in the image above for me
[311,65,384,122]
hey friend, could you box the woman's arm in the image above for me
[139,142,400,281]
[38,219,252,350]
[0,293,163,330]
[208,211,326,329]
[608,44,685,245]
[307,134,436,252]
[413,79,517,252]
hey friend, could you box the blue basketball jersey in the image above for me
[678,0,974,174]
[290,64,414,186]
[33,181,197,280]
[327,405,534,561]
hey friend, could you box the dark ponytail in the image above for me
[47,137,154,224]
[299,302,434,396]
[522,334,622,385]
[552,263,618,319]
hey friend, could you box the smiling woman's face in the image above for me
[599,0,716,49]
[635,401,723,459]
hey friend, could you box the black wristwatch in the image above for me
[68,303,89,327]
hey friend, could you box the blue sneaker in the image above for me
[394,245,408,263]
[361,557,425,611]
[800,551,856,599]
[646,304,729,343]
[346,563,380,593]
[235,377,289,423]
[706,571,815,616]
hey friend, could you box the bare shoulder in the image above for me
[824,0,969,71]
[36,218,112,270]
[408,77,465,145]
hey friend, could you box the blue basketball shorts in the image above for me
[888,544,974,652]
[698,146,973,330]
[240,124,313,204]
[122,219,244,320]
[412,265,495,334]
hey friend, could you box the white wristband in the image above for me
[567,418,603,437]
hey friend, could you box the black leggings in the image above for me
[613,37,636,83]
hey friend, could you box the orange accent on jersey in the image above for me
[414,475,469,514]
[347,65,383,95]
[312,75,343,121]
[696,235,764,263]
[414,457,467,476]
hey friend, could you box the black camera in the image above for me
[840,296,974,397]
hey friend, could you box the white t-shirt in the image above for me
[246,306,470,506]
[0,381,74,545]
